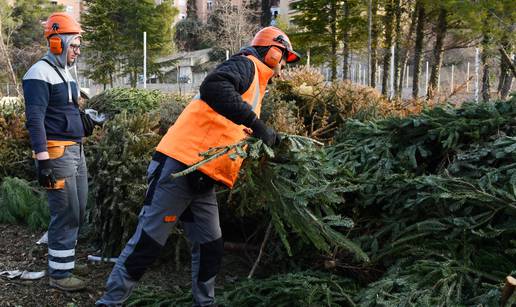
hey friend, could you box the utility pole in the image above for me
[143,32,147,89]
[367,0,372,86]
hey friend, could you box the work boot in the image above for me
[49,275,86,291]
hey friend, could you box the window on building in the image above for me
[178,0,186,5]
[50,0,58,5]
[207,0,213,11]
[66,5,74,13]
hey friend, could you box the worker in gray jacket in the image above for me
[22,12,86,291]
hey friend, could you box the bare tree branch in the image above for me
[205,0,259,54]
[0,8,22,97]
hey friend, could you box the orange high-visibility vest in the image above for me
[156,55,274,188]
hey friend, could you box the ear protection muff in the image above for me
[264,46,284,68]
[48,23,63,55]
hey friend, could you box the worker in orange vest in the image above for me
[96,27,300,307]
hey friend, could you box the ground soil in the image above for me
[0,224,251,307]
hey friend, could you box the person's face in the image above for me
[67,37,81,65]
[272,58,286,79]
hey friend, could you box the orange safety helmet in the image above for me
[44,12,82,38]
[251,27,300,65]
[44,12,82,55]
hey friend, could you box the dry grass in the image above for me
[265,67,431,142]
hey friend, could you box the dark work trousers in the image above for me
[37,144,88,279]
[97,153,223,307]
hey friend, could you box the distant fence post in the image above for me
[466,62,470,92]
[450,64,454,93]
[405,65,409,88]
[425,61,429,97]
[475,48,479,102]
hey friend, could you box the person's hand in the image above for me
[250,118,279,147]
[37,159,57,188]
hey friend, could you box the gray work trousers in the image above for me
[37,144,88,279]
[97,153,223,307]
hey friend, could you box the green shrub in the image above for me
[157,93,190,135]
[0,177,48,230]
[0,102,33,181]
[127,271,357,307]
[86,88,166,116]
[86,111,161,256]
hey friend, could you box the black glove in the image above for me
[37,159,57,188]
[80,110,95,137]
[81,109,107,137]
[250,118,279,147]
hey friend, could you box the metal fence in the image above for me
[324,49,515,102]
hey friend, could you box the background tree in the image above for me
[370,0,380,88]
[411,0,425,99]
[498,31,514,100]
[0,0,59,94]
[261,0,272,27]
[380,0,396,96]
[10,0,59,79]
[392,0,402,98]
[341,0,366,81]
[456,0,515,101]
[292,0,345,80]
[174,0,205,51]
[82,0,119,88]
[426,2,448,100]
[0,0,21,96]
[82,0,176,88]
[119,0,175,87]
[397,0,417,98]
[204,0,259,55]
[174,18,205,51]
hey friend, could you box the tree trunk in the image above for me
[342,0,350,80]
[412,1,425,99]
[330,0,338,81]
[481,20,491,102]
[398,0,417,98]
[0,16,21,97]
[130,70,137,88]
[498,35,513,100]
[370,0,379,88]
[381,0,395,96]
[426,6,447,100]
[393,0,402,98]
[261,0,272,27]
[187,0,197,18]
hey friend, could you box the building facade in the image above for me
[50,0,83,21]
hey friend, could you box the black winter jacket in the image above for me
[199,47,266,128]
